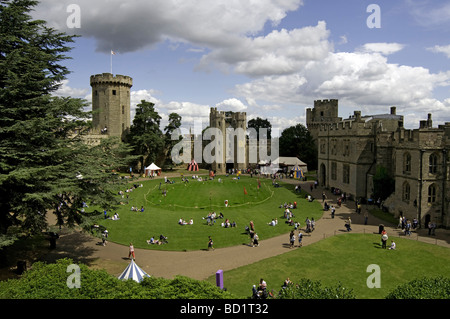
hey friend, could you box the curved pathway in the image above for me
[44,178,450,281]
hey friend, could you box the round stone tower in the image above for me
[90,73,133,139]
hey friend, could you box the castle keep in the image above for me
[307,99,449,229]
[90,73,133,141]
[209,107,247,174]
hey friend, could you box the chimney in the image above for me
[390,106,396,115]
[427,113,432,128]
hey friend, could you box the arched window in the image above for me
[429,153,439,174]
[403,152,411,173]
[402,182,410,201]
[428,184,437,203]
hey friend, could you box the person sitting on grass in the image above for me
[147,236,161,245]
[389,240,396,250]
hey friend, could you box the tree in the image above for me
[279,124,318,170]
[372,166,395,200]
[248,117,272,141]
[126,100,164,173]
[0,258,237,299]
[0,0,135,249]
[163,112,182,166]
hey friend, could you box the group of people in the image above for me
[178,218,194,225]
[380,229,396,250]
[289,229,303,248]
[246,220,260,247]
[146,234,168,245]
[203,211,224,226]
[398,216,418,236]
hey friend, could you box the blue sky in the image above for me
[32,0,450,134]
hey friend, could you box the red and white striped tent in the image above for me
[187,159,199,171]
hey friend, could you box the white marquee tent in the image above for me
[145,163,161,177]
[118,259,150,283]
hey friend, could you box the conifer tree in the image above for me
[0,0,134,248]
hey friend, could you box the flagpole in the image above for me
[110,51,113,74]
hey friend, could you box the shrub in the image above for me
[385,276,450,299]
[0,258,236,299]
[276,278,355,299]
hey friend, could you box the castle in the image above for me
[83,73,133,144]
[307,99,450,229]
[209,107,248,174]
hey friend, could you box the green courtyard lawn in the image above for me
[95,175,322,251]
[206,233,450,299]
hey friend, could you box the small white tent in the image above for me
[118,259,150,283]
[145,163,161,177]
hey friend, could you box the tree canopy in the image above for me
[279,123,317,170]
[0,0,134,248]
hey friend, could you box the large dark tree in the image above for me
[248,117,272,141]
[279,123,318,170]
[0,0,134,249]
[126,100,164,173]
[163,112,182,166]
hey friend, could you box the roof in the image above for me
[118,259,150,283]
[260,157,307,166]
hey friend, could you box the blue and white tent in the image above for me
[118,259,150,283]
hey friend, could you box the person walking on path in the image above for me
[345,217,352,231]
[208,236,215,250]
[297,231,303,247]
[289,231,295,248]
[128,242,135,260]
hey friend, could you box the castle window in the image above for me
[428,184,437,203]
[331,162,337,180]
[112,90,117,95]
[403,152,411,174]
[95,90,98,96]
[402,182,410,202]
[122,105,125,115]
[429,153,438,174]
[343,164,350,184]
[320,139,326,154]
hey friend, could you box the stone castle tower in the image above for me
[306,99,341,144]
[209,107,247,174]
[90,73,133,140]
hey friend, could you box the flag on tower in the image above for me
[111,50,116,55]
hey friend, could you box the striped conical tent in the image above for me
[187,159,199,171]
[118,259,150,283]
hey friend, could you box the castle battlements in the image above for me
[90,73,133,87]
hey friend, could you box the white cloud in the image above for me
[427,44,450,58]
[53,80,89,98]
[215,98,247,112]
[33,0,303,53]
[197,21,332,77]
[233,50,450,125]
[357,43,405,55]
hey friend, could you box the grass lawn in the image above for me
[95,174,323,251]
[205,233,450,299]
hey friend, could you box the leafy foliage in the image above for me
[372,166,395,200]
[279,123,317,170]
[276,278,355,299]
[385,276,450,299]
[0,0,136,248]
[0,258,236,299]
[126,100,164,173]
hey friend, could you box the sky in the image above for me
[31,0,450,135]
